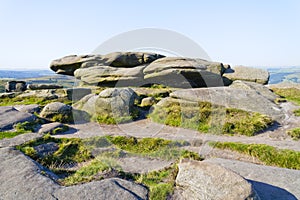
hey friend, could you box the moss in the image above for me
[287,128,300,140]
[209,141,300,170]
[272,87,300,105]
[0,120,40,140]
[149,101,272,136]
[0,96,71,106]
[95,109,140,125]
[51,113,74,123]
[51,125,69,135]
[134,165,178,200]
[16,135,92,168]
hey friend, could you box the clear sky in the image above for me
[0,0,300,69]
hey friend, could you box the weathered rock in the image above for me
[14,104,41,114]
[133,87,172,98]
[143,57,226,88]
[17,89,66,100]
[38,122,65,134]
[64,88,91,101]
[96,88,138,117]
[223,66,269,85]
[0,106,36,131]
[141,97,156,107]
[27,84,63,90]
[0,92,17,98]
[208,158,300,200]
[73,94,98,115]
[40,102,72,120]
[175,159,258,200]
[50,52,164,76]
[229,80,278,102]
[53,178,148,200]
[0,147,148,200]
[169,87,283,120]
[74,65,145,86]
[0,133,42,148]
[5,81,26,92]
[34,142,59,157]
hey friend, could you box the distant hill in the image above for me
[0,70,55,79]
[268,67,300,84]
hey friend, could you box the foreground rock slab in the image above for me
[207,158,300,200]
[175,159,258,200]
[0,106,36,131]
[0,147,148,200]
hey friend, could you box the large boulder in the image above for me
[223,66,269,85]
[74,65,145,87]
[143,57,226,88]
[50,52,164,76]
[5,81,26,92]
[0,106,36,131]
[14,104,41,114]
[40,102,73,122]
[74,88,138,121]
[95,88,138,118]
[174,159,258,200]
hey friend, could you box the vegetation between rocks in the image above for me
[149,102,272,136]
[286,128,300,140]
[209,141,300,170]
[0,96,71,106]
[272,87,300,116]
[0,121,40,140]
[17,135,202,199]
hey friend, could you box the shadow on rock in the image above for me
[248,180,297,200]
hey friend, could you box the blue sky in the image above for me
[0,0,300,69]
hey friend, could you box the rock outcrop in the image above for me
[0,106,36,131]
[143,57,226,88]
[223,66,269,85]
[50,52,164,76]
[5,81,27,92]
[174,159,258,200]
[50,52,230,88]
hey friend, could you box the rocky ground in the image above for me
[1,52,300,200]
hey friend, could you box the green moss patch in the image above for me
[287,128,300,140]
[209,141,300,170]
[0,96,72,106]
[272,88,300,105]
[16,135,92,168]
[0,121,40,140]
[149,101,272,136]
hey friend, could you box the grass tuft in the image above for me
[209,141,300,170]
[287,128,300,140]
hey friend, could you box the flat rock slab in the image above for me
[0,147,148,200]
[170,87,283,120]
[0,106,36,131]
[206,158,300,200]
[14,104,41,114]
[223,66,269,84]
[175,159,257,200]
[0,133,42,148]
[118,156,174,174]
[38,122,65,134]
